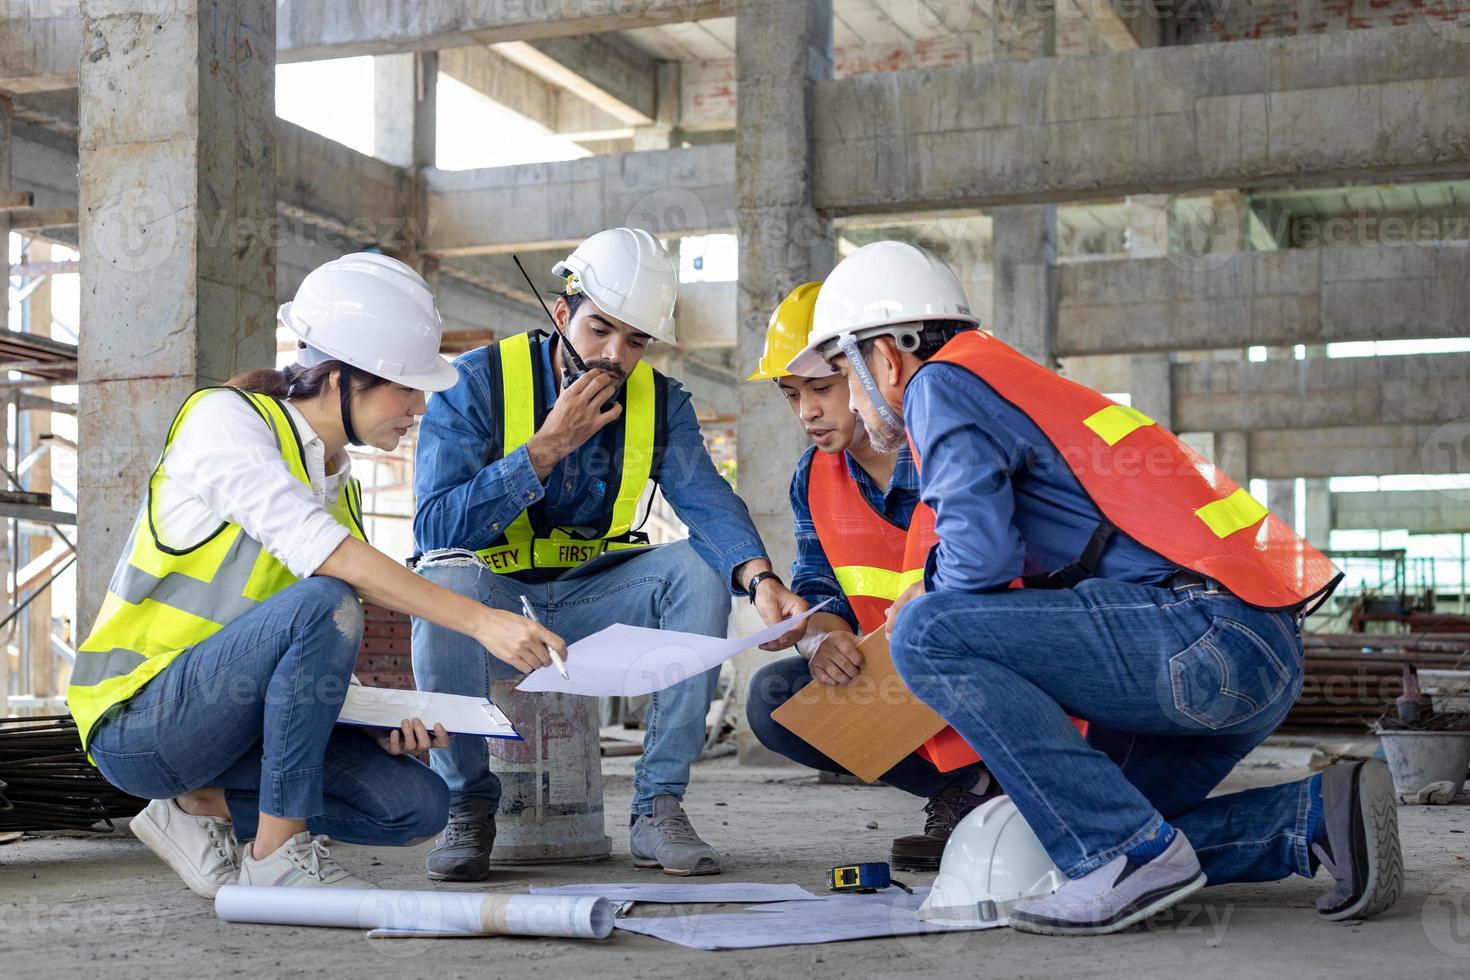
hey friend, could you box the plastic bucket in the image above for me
[1379,731,1470,800]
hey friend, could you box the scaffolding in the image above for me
[2,231,78,718]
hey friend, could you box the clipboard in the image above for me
[770,630,951,784]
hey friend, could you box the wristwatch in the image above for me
[745,570,782,605]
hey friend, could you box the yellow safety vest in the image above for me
[474,331,662,574]
[68,388,367,750]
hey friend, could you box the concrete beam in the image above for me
[1056,244,1470,356]
[1249,425,1455,481]
[1333,490,1470,535]
[275,0,733,61]
[0,8,79,94]
[438,46,632,142]
[424,144,735,255]
[1174,353,1470,433]
[277,119,417,250]
[493,34,658,126]
[813,25,1470,215]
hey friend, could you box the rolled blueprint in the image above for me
[215,885,613,940]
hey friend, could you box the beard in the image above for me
[866,406,908,454]
[560,345,626,385]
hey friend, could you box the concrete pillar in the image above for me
[409,52,438,278]
[1267,480,1296,534]
[77,0,277,630]
[991,205,1057,368]
[1216,431,1251,489]
[732,0,835,766]
[1124,195,1173,427]
[989,6,1056,367]
[373,54,415,169]
[1305,478,1332,551]
[632,62,680,152]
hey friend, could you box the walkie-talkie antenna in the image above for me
[513,254,589,374]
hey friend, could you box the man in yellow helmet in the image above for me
[742,283,997,872]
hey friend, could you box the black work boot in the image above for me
[890,774,1001,872]
[425,799,496,882]
[1314,760,1403,921]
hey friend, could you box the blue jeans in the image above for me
[88,577,449,845]
[890,577,1312,884]
[410,541,730,816]
[745,656,982,798]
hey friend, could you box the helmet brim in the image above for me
[390,356,461,393]
[784,345,833,379]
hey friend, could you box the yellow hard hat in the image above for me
[746,282,834,381]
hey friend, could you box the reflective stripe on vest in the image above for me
[475,331,658,574]
[914,331,1341,611]
[68,389,367,750]
[807,450,921,633]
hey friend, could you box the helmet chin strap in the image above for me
[836,334,906,444]
[338,363,365,447]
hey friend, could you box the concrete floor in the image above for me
[3,743,1470,978]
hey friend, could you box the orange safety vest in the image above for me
[806,450,919,633]
[911,330,1341,612]
[808,449,978,773]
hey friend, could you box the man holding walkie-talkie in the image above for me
[410,227,809,881]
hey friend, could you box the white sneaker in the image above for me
[129,797,242,899]
[238,831,374,888]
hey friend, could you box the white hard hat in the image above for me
[279,252,459,392]
[552,227,678,344]
[915,795,1066,928]
[785,240,979,377]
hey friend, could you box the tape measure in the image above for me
[827,862,913,895]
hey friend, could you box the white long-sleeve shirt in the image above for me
[153,390,353,578]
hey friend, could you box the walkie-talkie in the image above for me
[512,255,618,412]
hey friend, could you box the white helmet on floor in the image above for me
[552,227,678,344]
[785,240,979,377]
[916,795,1066,928]
[279,252,459,392]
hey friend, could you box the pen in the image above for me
[520,594,569,680]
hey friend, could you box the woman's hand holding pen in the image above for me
[476,607,568,674]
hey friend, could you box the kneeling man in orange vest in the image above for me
[784,242,1400,937]
[741,283,1000,872]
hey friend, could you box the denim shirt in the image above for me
[904,361,1178,594]
[414,331,768,592]
[787,443,920,632]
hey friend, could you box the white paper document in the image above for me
[336,686,520,740]
[615,886,998,950]
[530,882,822,904]
[517,600,831,698]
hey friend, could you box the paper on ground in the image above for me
[530,882,822,904]
[742,885,931,912]
[337,686,520,739]
[615,886,1001,950]
[518,599,831,697]
[215,885,611,939]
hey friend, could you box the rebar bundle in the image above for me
[0,714,146,833]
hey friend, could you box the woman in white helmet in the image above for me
[68,253,566,896]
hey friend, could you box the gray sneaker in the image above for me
[1314,760,1403,921]
[426,799,496,882]
[630,796,722,876]
[1010,830,1206,936]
